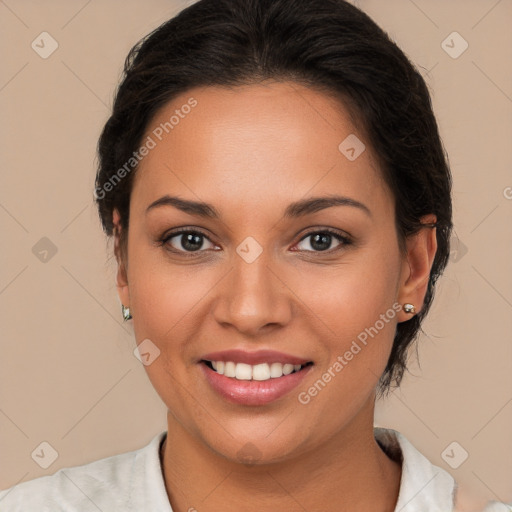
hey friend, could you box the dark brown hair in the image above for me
[94,0,453,396]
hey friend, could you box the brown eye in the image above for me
[162,230,216,253]
[295,230,351,253]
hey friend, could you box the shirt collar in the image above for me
[374,427,456,512]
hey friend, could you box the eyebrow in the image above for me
[145,194,372,219]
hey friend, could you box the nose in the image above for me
[211,250,293,337]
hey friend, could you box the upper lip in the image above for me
[200,349,311,366]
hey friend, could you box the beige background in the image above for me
[1,0,511,506]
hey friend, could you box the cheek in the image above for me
[126,249,211,414]
[291,239,401,407]
[127,241,213,340]
[293,234,401,331]
[293,289,399,437]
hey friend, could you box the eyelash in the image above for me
[157,227,352,258]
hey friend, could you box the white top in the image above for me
[0,427,508,511]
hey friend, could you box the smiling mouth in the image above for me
[201,360,314,381]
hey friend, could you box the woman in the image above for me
[0,0,507,510]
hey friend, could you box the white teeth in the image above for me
[252,363,270,381]
[224,361,236,377]
[235,363,252,380]
[282,363,294,375]
[207,360,305,381]
[269,362,283,378]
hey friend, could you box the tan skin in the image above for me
[112,81,437,512]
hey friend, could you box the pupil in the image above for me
[311,233,331,251]
[183,233,202,251]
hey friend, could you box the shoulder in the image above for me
[0,431,169,512]
[375,427,456,512]
[453,483,512,512]
[480,503,512,512]
[375,428,512,512]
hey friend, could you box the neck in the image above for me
[160,397,401,512]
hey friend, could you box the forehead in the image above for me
[131,81,391,219]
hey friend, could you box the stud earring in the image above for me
[122,305,132,321]
[403,303,416,314]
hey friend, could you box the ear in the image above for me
[396,214,438,322]
[112,209,130,308]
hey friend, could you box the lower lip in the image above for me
[199,362,313,406]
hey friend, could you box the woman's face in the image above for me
[115,81,426,463]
